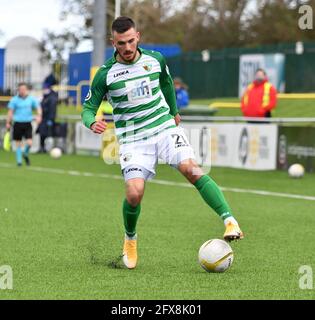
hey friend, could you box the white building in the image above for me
[4,36,50,94]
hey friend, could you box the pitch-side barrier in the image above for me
[1,115,314,172]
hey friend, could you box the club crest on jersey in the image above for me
[123,153,132,162]
[143,63,152,72]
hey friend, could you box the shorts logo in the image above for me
[123,153,132,162]
[85,89,92,101]
[125,167,142,174]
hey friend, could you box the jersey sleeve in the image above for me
[32,97,39,109]
[158,54,178,116]
[240,91,246,113]
[81,67,108,129]
[8,97,16,110]
[267,85,277,111]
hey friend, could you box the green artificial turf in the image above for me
[191,98,315,118]
[0,151,314,299]
[1,97,314,119]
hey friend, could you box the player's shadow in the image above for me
[83,226,126,270]
[85,243,125,269]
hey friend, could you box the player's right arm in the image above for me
[6,98,15,129]
[6,109,13,129]
[81,67,108,134]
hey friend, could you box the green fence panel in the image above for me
[167,42,315,99]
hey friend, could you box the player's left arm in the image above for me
[159,55,179,121]
[6,109,13,129]
[6,98,16,129]
[32,97,42,124]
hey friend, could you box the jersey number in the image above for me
[172,134,189,148]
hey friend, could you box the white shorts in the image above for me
[119,126,196,181]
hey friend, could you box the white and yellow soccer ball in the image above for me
[198,239,234,273]
[50,147,62,159]
[288,163,305,178]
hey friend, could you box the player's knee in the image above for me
[126,192,143,207]
[126,179,145,206]
[180,164,203,184]
[186,171,202,184]
[127,193,142,207]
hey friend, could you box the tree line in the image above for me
[41,0,315,62]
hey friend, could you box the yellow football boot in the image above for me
[223,222,244,242]
[122,235,138,269]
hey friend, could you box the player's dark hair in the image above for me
[112,16,136,34]
[18,82,29,89]
[255,68,266,76]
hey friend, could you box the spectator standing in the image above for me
[37,84,58,153]
[174,77,189,109]
[241,69,277,120]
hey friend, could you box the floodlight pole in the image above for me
[115,0,121,18]
[92,0,106,67]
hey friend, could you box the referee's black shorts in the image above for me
[13,122,33,141]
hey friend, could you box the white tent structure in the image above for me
[5,36,50,93]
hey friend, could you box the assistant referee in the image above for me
[6,83,42,166]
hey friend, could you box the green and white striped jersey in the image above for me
[82,48,179,144]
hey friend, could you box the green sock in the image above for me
[194,175,232,220]
[123,199,141,237]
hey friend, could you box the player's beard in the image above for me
[119,44,139,63]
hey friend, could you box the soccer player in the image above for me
[6,83,42,166]
[82,16,244,269]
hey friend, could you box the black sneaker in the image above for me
[17,163,22,167]
[23,154,30,166]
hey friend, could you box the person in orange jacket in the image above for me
[241,69,277,119]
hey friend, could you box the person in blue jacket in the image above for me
[174,77,189,109]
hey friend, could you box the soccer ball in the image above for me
[198,239,234,273]
[50,147,62,159]
[288,163,304,178]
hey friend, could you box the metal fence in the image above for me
[5,64,32,93]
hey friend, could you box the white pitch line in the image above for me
[219,187,315,202]
[149,179,315,201]
[1,162,315,202]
